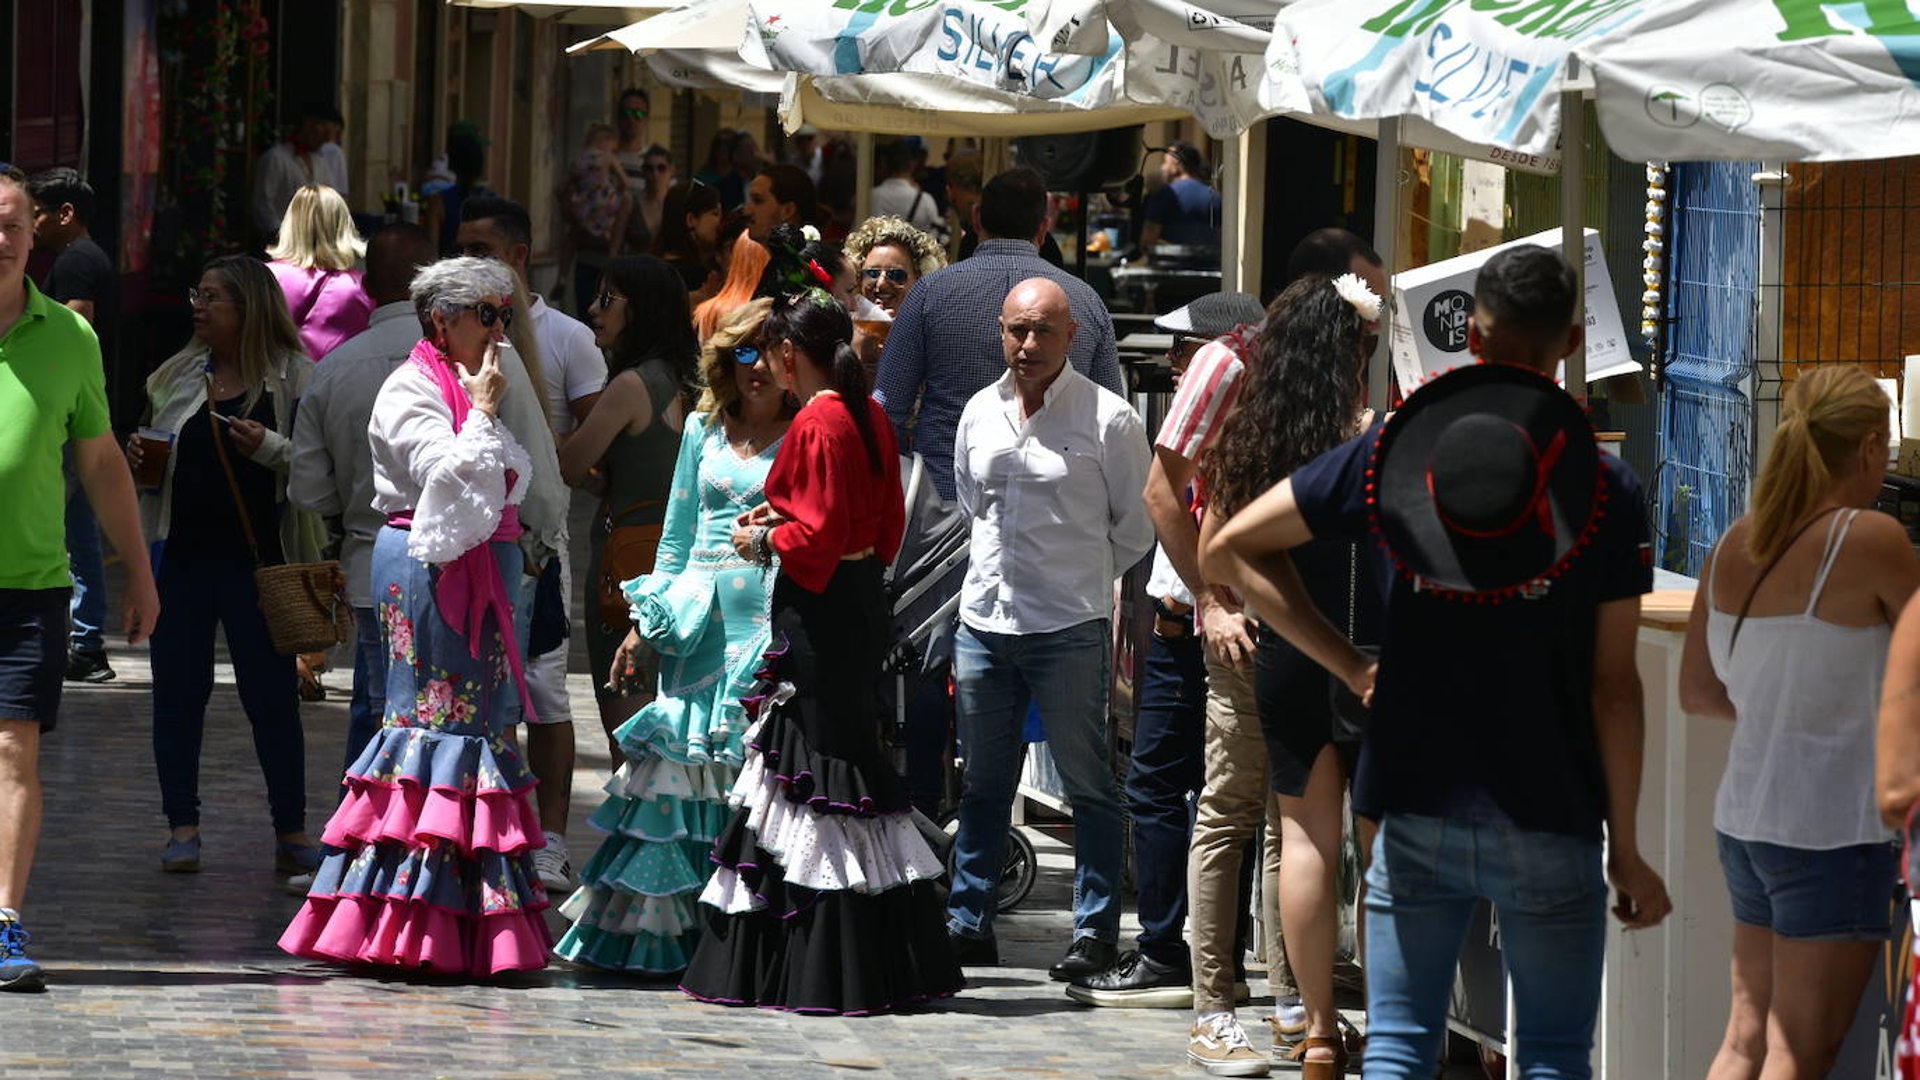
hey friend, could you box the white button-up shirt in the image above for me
[954,364,1154,636]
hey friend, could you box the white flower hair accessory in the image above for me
[1333,272,1383,323]
[801,224,822,243]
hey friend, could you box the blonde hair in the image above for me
[696,298,772,416]
[1746,365,1890,562]
[846,215,946,279]
[693,236,771,340]
[205,255,309,393]
[268,184,365,271]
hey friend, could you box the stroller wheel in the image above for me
[940,820,1038,914]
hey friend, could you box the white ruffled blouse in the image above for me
[368,361,532,565]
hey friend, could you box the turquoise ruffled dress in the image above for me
[556,412,782,971]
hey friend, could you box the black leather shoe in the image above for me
[948,931,998,967]
[1048,937,1118,982]
[1064,949,1194,1008]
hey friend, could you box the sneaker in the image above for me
[1267,997,1308,1057]
[1188,1013,1270,1077]
[282,872,315,898]
[1064,949,1193,1008]
[533,832,574,892]
[161,833,201,873]
[65,648,114,684]
[948,930,999,967]
[0,909,45,993]
[1048,936,1118,982]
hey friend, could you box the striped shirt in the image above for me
[1155,331,1253,463]
[875,238,1123,500]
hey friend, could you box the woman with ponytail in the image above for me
[679,288,964,1014]
[1681,365,1919,1080]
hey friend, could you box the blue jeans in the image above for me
[1125,631,1206,964]
[1364,813,1608,1080]
[149,554,305,835]
[948,619,1124,943]
[65,477,106,653]
[345,606,387,772]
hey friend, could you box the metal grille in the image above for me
[1656,162,1761,576]
[1771,160,1920,391]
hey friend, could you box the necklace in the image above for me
[728,415,783,456]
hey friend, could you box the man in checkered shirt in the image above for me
[874,167,1123,501]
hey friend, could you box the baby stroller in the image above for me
[885,453,1038,914]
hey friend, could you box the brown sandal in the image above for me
[296,653,327,702]
[1290,1035,1350,1080]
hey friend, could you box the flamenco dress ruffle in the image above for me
[555,560,770,972]
[680,564,965,1014]
[279,532,551,976]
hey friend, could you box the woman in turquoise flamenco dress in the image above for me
[556,299,793,971]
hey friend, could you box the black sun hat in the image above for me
[1369,362,1605,599]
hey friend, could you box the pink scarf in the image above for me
[393,339,538,724]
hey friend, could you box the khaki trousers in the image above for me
[1187,659,1295,1013]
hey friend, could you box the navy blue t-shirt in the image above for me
[1289,419,1653,839]
[1143,177,1222,246]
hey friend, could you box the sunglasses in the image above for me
[720,345,762,366]
[188,287,236,308]
[622,107,648,121]
[644,163,671,173]
[457,302,514,330]
[862,267,911,285]
[594,290,624,310]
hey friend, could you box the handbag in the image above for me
[596,500,664,632]
[204,377,351,656]
[1899,801,1920,1080]
[1329,541,1378,743]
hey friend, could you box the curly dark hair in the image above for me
[1202,274,1370,518]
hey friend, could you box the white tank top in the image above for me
[1708,510,1893,849]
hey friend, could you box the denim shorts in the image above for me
[0,588,73,732]
[1716,831,1899,941]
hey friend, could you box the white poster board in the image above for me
[1389,227,1637,391]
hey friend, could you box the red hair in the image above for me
[693,236,771,340]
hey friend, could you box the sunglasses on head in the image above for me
[862,267,910,285]
[458,302,514,330]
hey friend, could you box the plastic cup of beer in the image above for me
[132,426,174,490]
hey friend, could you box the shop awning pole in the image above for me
[855,131,874,224]
[1369,118,1401,412]
[1561,60,1587,393]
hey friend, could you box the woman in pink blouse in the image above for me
[267,184,373,361]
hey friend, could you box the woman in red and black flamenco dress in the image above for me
[679,287,962,1014]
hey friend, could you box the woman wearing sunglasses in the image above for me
[280,256,553,976]
[557,256,698,766]
[844,215,946,380]
[556,297,792,973]
[133,255,319,881]
[653,179,725,304]
[679,279,963,1014]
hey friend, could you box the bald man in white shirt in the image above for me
[945,278,1154,981]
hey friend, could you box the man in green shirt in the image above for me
[0,164,158,992]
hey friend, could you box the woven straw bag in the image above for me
[204,376,350,655]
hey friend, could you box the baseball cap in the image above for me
[1154,292,1264,338]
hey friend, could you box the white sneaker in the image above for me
[282,872,315,898]
[533,832,574,892]
[1188,1013,1271,1077]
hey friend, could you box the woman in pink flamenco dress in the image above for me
[279,255,551,976]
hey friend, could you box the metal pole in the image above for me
[1370,118,1401,411]
[1561,60,1587,394]
[855,131,875,224]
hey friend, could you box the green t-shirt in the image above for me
[0,278,110,590]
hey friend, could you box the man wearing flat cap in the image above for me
[1202,245,1671,1080]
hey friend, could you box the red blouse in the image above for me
[767,392,905,593]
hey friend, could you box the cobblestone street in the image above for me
[4,515,1378,1079]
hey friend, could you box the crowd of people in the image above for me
[1,89,1916,1080]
